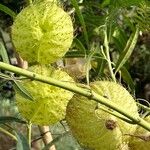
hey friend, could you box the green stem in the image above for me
[137,103,150,112]
[104,26,116,82]
[92,92,150,131]
[71,0,89,49]
[0,62,150,131]
[27,121,32,148]
[0,62,91,96]
[0,126,17,141]
[0,4,16,19]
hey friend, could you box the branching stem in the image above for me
[0,62,150,131]
[104,26,116,82]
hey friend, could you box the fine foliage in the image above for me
[0,0,150,149]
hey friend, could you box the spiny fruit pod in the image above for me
[16,65,74,125]
[12,0,73,64]
[129,116,150,150]
[34,0,58,4]
[66,81,139,150]
[66,95,123,150]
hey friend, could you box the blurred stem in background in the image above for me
[27,121,32,149]
[39,126,56,150]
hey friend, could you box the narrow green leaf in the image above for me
[65,50,85,58]
[0,4,16,19]
[115,27,139,74]
[113,27,127,52]
[96,59,106,78]
[124,16,136,31]
[0,72,12,80]
[0,42,10,64]
[0,127,17,141]
[71,0,89,48]
[0,116,26,124]
[121,67,135,92]
[15,132,30,150]
[73,38,87,55]
[101,0,111,7]
[113,37,124,52]
[13,80,34,101]
[110,0,144,8]
[86,43,99,85]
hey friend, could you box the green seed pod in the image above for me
[16,65,74,125]
[12,1,73,64]
[129,116,150,150]
[66,81,139,150]
[34,0,58,4]
[66,95,123,150]
[91,81,139,137]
